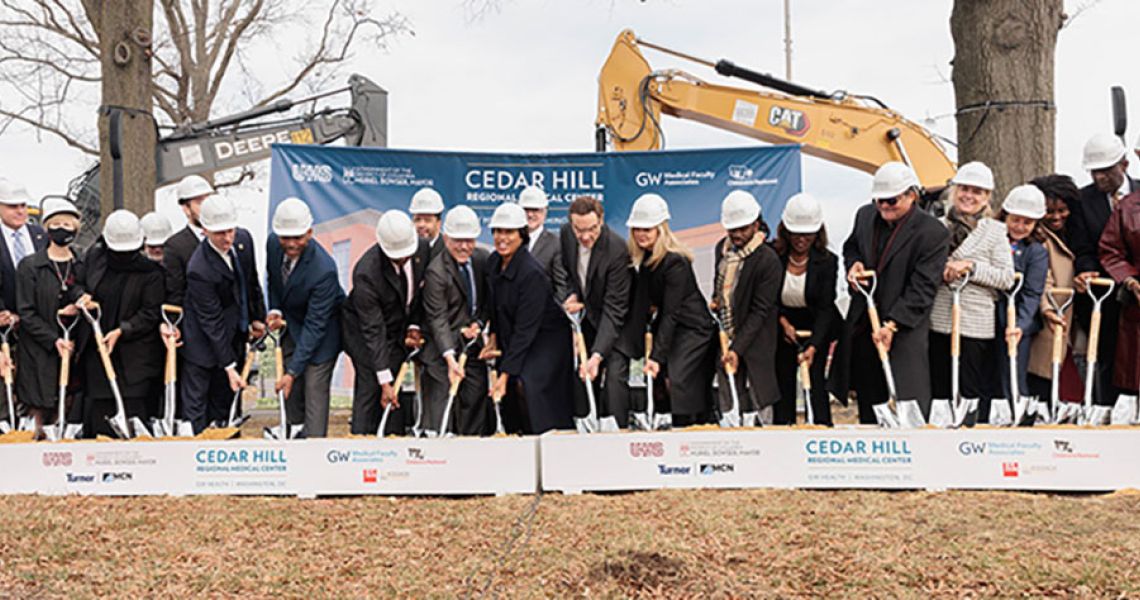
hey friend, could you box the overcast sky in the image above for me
[2,0,1138,253]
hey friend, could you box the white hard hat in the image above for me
[272,197,314,237]
[199,195,238,232]
[0,178,32,206]
[102,210,144,252]
[40,197,80,223]
[443,205,481,239]
[871,162,920,199]
[625,193,670,228]
[1082,133,1127,171]
[782,193,823,234]
[518,185,549,209]
[720,190,761,229]
[489,202,527,229]
[951,161,995,191]
[176,175,214,202]
[1002,184,1046,220]
[376,210,419,259]
[140,212,173,245]
[408,187,445,215]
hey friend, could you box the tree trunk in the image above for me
[951,0,1063,204]
[96,1,156,222]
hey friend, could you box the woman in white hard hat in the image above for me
[482,202,575,433]
[995,185,1049,414]
[1026,175,1082,403]
[926,161,1015,422]
[771,193,840,426]
[76,210,165,437]
[1098,179,1140,409]
[626,193,716,426]
[14,198,85,435]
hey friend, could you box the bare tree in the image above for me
[0,0,409,154]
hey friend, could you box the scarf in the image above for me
[714,232,765,338]
[946,205,981,252]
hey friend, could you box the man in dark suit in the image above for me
[341,210,427,435]
[1069,133,1139,410]
[265,198,345,438]
[559,196,632,427]
[712,191,782,426]
[0,178,46,313]
[422,206,491,435]
[830,162,949,424]
[181,196,266,433]
[409,187,446,263]
[519,185,570,301]
[162,175,214,305]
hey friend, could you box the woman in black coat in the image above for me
[483,203,574,434]
[771,194,840,426]
[76,211,164,438]
[626,193,716,426]
[15,198,85,434]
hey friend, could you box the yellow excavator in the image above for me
[596,29,956,191]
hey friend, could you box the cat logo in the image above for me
[768,106,810,137]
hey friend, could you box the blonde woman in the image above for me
[626,193,716,426]
[927,162,1015,421]
[15,198,85,435]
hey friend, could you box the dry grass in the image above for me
[0,489,1139,597]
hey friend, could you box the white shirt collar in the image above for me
[528,226,544,251]
[207,240,232,266]
[1117,178,1133,197]
[1,222,28,239]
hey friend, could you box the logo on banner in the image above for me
[101,472,133,483]
[699,463,734,475]
[958,441,987,456]
[805,438,912,465]
[1051,439,1099,459]
[363,469,378,484]
[956,440,1042,458]
[657,464,692,476]
[290,163,333,183]
[327,448,399,464]
[629,442,664,458]
[1002,462,1020,478]
[66,473,95,483]
[42,451,73,467]
[680,440,760,458]
[768,106,810,136]
[406,447,446,466]
[195,448,287,474]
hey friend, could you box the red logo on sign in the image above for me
[629,442,664,458]
[1002,462,1019,478]
[363,469,377,483]
[42,452,72,467]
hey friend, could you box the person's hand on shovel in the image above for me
[1006,325,1023,347]
[225,366,245,392]
[798,345,816,370]
[846,261,866,289]
[1043,308,1065,328]
[446,354,465,386]
[872,321,896,353]
[478,334,499,361]
[103,328,123,354]
[780,317,797,345]
[404,328,424,348]
[380,382,399,408]
[721,349,739,372]
[644,358,661,379]
[275,373,295,399]
[580,353,602,381]
[0,310,18,328]
[55,338,74,356]
[461,322,481,340]
[489,371,509,399]
[249,320,266,339]
[266,312,285,332]
[563,294,584,315]
[160,323,183,348]
[1074,271,1098,294]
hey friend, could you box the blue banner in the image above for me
[268,144,801,278]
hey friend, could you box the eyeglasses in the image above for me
[875,195,900,207]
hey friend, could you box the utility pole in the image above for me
[783,0,792,79]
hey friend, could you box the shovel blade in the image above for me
[1013,396,1038,427]
[17,416,35,432]
[63,423,83,440]
[1083,405,1111,426]
[0,421,10,434]
[740,411,759,428]
[1054,402,1081,424]
[149,418,169,437]
[598,416,620,432]
[130,418,152,438]
[42,425,61,442]
[574,416,598,434]
[718,412,741,429]
[629,412,651,431]
[1111,395,1139,425]
[989,398,1013,427]
[872,403,900,428]
[897,400,926,429]
[107,414,132,439]
[652,412,673,431]
[928,399,954,428]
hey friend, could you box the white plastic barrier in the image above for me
[540,427,1140,493]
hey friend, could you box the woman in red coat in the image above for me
[1099,191,1140,394]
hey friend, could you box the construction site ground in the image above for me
[2,406,1139,596]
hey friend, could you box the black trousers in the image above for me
[1075,294,1120,406]
[928,331,993,400]
[422,351,491,436]
[83,394,146,438]
[850,329,887,425]
[572,350,633,428]
[182,362,235,434]
[774,307,831,426]
[347,351,415,436]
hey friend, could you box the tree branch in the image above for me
[0,106,97,154]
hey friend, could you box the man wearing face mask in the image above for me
[163,175,213,304]
[140,212,174,263]
[15,198,84,435]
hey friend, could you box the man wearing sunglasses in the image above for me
[829,162,949,424]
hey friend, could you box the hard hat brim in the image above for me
[721,207,761,230]
[202,219,238,233]
[145,234,172,246]
[273,224,312,237]
[0,195,31,206]
[518,200,549,210]
[626,215,668,228]
[784,220,822,234]
[105,234,144,252]
[382,239,419,260]
[43,208,81,222]
[1083,152,1127,171]
[1004,207,1046,220]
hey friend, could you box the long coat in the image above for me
[1028,228,1075,379]
[488,247,574,433]
[15,248,84,408]
[829,203,949,411]
[644,251,716,416]
[1098,191,1140,389]
[714,238,782,409]
[265,234,345,375]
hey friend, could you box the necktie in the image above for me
[459,261,477,315]
[11,230,26,265]
[578,246,590,295]
[404,262,414,308]
[231,248,249,333]
[282,257,294,285]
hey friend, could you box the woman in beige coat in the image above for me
[1027,175,1081,403]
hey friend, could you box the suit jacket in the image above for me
[1071,179,1140,275]
[341,241,428,378]
[426,236,446,263]
[559,224,631,358]
[776,245,841,352]
[181,228,266,368]
[162,226,200,305]
[647,252,715,365]
[531,228,570,302]
[830,203,949,404]
[266,234,345,375]
[0,222,46,310]
[423,247,489,360]
[715,238,782,407]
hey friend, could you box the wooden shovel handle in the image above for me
[1088,277,1115,287]
[161,304,183,314]
[239,349,257,383]
[1007,299,1018,358]
[950,303,961,358]
[164,334,177,385]
[644,332,653,359]
[94,331,116,382]
[1052,322,1065,365]
[854,270,876,279]
[718,330,736,376]
[865,304,890,362]
[798,358,811,392]
[1088,309,1102,365]
[490,368,504,403]
[393,359,413,391]
[58,346,70,388]
[448,353,469,396]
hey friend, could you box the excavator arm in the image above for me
[596,30,955,190]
